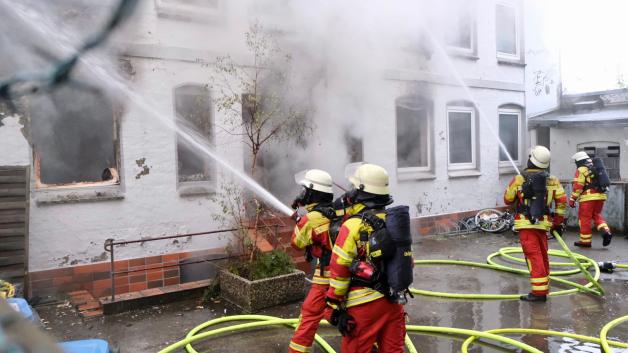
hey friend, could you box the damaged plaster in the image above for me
[135,157,151,179]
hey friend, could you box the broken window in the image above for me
[498,108,521,164]
[444,0,475,52]
[447,106,476,169]
[396,96,431,170]
[29,84,119,187]
[175,84,214,183]
[496,3,519,59]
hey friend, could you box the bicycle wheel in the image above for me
[475,209,509,233]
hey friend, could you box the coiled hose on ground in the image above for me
[159,232,628,353]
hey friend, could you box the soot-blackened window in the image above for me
[30,84,119,187]
[175,84,213,183]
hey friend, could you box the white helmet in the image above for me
[295,169,333,194]
[529,146,551,169]
[572,151,590,162]
[347,163,389,195]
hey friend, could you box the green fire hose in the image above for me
[158,243,625,353]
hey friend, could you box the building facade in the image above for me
[0,0,545,298]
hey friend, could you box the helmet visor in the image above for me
[344,162,365,182]
[294,169,308,186]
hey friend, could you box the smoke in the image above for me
[0,0,494,203]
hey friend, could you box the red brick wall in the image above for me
[29,247,224,299]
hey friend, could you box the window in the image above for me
[30,84,119,188]
[175,84,213,183]
[496,3,519,60]
[396,96,431,170]
[498,108,522,164]
[447,106,476,169]
[578,143,621,181]
[444,0,476,55]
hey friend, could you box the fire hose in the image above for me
[159,241,628,353]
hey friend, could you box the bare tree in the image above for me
[211,22,311,180]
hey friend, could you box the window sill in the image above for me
[396,169,436,181]
[35,185,124,206]
[447,170,482,179]
[447,49,479,61]
[178,181,216,196]
[155,0,223,23]
[497,56,525,67]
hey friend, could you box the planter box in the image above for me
[219,269,306,312]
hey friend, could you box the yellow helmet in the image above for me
[529,146,551,169]
[348,163,390,195]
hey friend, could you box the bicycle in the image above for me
[474,208,515,234]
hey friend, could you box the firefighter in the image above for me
[289,169,336,353]
[569,151,612,248]
[504,146,567,302]
[324,163,406,353]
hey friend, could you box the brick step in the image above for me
[68,290,103,319]
[99,279,211,315]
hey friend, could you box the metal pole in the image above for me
[104,239,115,301]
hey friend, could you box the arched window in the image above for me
[446,100,477,169]
[395,96,432,170]
[174,84,213,184]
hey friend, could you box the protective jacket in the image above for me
[503,169,567,231]
[291,203,333,285]
[326,205,386,308]
[570,166,607,203]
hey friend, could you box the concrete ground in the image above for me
[37,230,628,353]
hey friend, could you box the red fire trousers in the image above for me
[578,200,610,244]
[289,284,328,353]
[519,229,550,296]
[341,297,406,353]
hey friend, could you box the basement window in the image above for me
[577,143,621,181]
[175,84,214,184]
[30,84,119,188]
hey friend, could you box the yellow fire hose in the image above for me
[158,243,627,353]
[158,314,628,353]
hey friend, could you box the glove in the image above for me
[325,307,355,336]
[568,199,576,208]
[551,223,565,237]
[290,210,300,222]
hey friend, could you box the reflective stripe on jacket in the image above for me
[503,169,567,231]
[291,204,332,260]
[326,208,386,307]
[571,166,607,202]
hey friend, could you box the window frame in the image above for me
[497,107,522,167]
[173,83,215,191]
[446,106,477,170]
[495,2,521,62]
[394,97,432,174]
[30,96,122,190]
[444,0,478,58]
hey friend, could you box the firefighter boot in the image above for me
[573,241,591,248]
[602,232,613,247]
[520,293,547,302]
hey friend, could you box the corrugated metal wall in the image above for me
[0,167,29,292]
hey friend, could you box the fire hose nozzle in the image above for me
[598,261,616,273]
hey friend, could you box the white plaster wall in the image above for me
[28,58,244,271]
[356,79,525,217]
[549,127,628,181]
[0,116,30,167]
